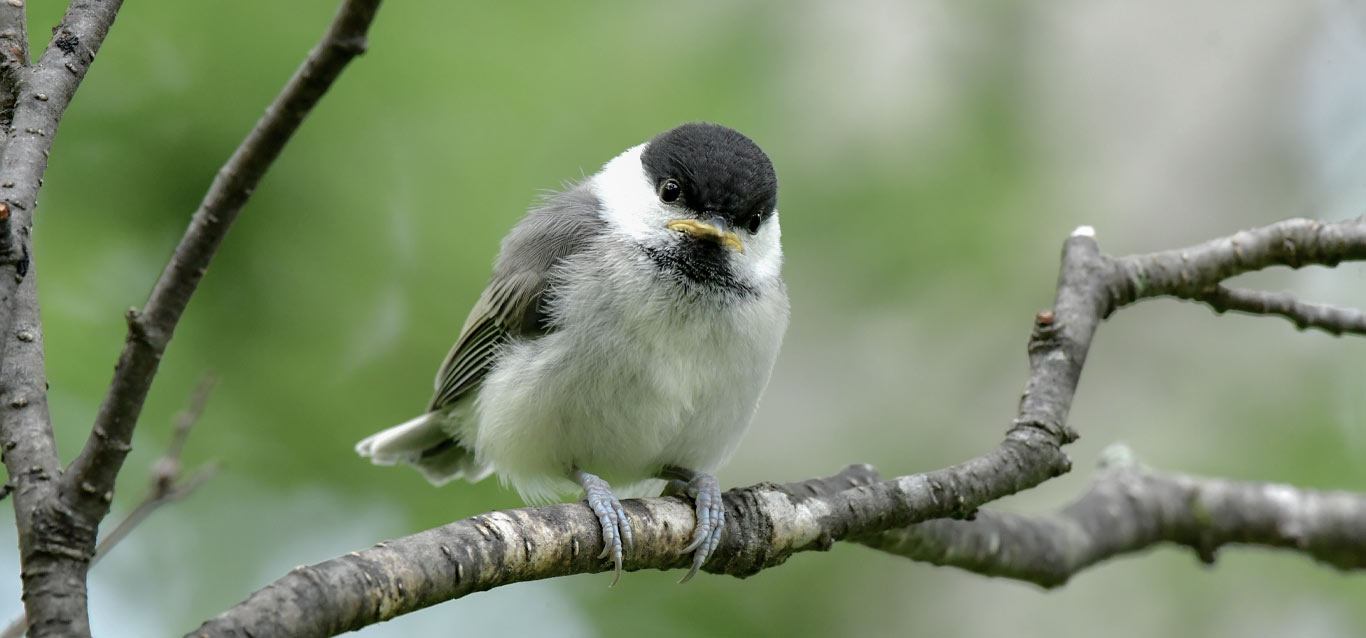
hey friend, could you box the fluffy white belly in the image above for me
[471,275,787,504]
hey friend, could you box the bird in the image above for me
[355,122,788,584]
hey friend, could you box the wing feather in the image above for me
[428,185,605,411]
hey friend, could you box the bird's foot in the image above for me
[661,466,724,583]
[572,468,633,586]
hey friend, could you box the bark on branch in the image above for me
[862,444,1366,587]
[0,2,127,635]
[189,218,1366,637]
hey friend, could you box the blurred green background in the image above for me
[3,0,1365,636]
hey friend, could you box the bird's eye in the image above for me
[659,179,681,203]
[746,214,763,234]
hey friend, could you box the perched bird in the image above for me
[356,122,788,583]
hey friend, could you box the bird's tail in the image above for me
[355,413,492,486]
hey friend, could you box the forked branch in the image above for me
[190,218,1366,637]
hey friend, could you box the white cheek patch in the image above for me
[591,144,673,246]
[739,212,784,283]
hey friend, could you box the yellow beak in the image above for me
[667,219,744,252]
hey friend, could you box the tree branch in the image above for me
[0,263,72,637]
[1198,285,1366,336]
[860,445,1366,587]
[0,0,124,343]
[1108,217,1366,309]
[184,466,876,638]
[188,451,1366,637]
[0,0,27,143]
[60,0,383,527]
[1,375,221,638]
[0,0,126,527]
[189,218,1366,636]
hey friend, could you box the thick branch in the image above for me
[189,215,1138,637]
[183,466,882,637]
[1198,285,1366,336]
[0,0,124,347]
[0,0,124,493]
[0,3,126,636]
[190,218,1366,636]
[0,264,77,637]
[188,452,1366,637]
[188,425,1077,635]
[862,448,1366,587]
[61,0,383,526]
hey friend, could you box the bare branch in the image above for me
[861,445,1366,587]
[187,226,1110,634]
[0,0,125,522]
[61,0,384,527]
[2,375,220,638]
[0,264,74,637]
[0,5,130,634]
[0,0,27,138]
[188,217,1366,636]
[1198,285,1366,336]
[1110,217,1366,307]
[0,0,125,342]
[185,466,882,638]
[187,452,1366,637]
[160,375,217,469]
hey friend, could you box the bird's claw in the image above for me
[678,472,723,583]
[575,469,632,586]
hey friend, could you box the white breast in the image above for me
[470,241,789,504]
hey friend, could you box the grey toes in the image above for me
[574,469,632,586]
[679,472,724,583]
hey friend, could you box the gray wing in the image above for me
[428,184,605,411]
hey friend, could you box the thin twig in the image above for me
[94,374,219,564]
[2,374,221,638]
[154,373,217,491]
[60,0,384,528]
[1199,285,1366,336]
[91,463,220,566]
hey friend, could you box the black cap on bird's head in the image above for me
[640,123,778,235]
